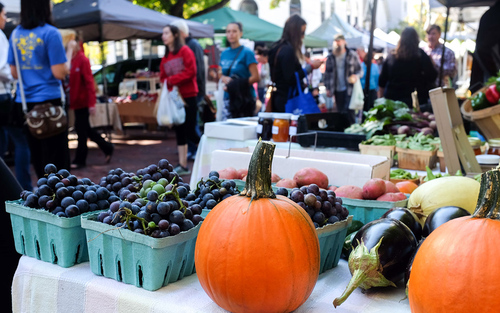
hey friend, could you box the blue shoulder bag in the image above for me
[285,72,320,115]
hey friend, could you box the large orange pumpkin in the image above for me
[195,140,320,313]
[408,168,500,313]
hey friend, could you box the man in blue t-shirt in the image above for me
[8,24,67,103]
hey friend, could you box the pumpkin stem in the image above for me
[240,139,276,201]
[333,237,396,308]
[472,169,500,219]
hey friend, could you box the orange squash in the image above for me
[195,140,320,313]
[408,168,500,313]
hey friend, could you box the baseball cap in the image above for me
[334,34,345,41]
[170,19,189,36]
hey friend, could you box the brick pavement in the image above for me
[7,127,195,190]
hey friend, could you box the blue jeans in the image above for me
[5,126,32,191]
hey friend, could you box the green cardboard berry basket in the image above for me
[339,198,408,224]
[6,200,89,268]
[81,212,199,291]
[316,215,352,274]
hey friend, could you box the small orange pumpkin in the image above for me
[195,140,320,313]
[408,168,500,313]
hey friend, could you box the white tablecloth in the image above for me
[12,255,410,313]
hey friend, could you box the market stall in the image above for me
[68,102,123,133]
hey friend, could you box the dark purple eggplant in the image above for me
[422,206,471,237]
[382,207,423,241]
[333,218,417,307]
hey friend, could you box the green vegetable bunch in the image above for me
[396,133,438,151]
[390,169,419,180]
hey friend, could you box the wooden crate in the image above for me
[461,86,500,140]
[437,150,446,173]
[358,144,396,166]
[396,147,437,171]
[430,87,481,176]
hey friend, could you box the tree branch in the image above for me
[170,0,187,17]
[189,0,231,18]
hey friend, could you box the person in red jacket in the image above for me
[70,32,113,169]
[160,24,199,176]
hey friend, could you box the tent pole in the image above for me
[364,0,378,110]
[99,20,111,140]
[439,6,450,87]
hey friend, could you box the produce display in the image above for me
[395,133,440,151]
[407,175,480,225]
[344,98,437,138]
[333,215,418,307]
[469,71,500,111]
[19,163,115,217]
[93,159,240,238]
[408,168,500,312]
[421,206,470,237]
[195,140,320,313]
[335,178,407,202]
[285,183,349,228]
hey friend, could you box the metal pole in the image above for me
[439,6,450,87]
[99,20,111,140]
[364,0,378,105]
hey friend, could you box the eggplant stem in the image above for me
[333,237,396,308]
[240,139,276,201]
[333,269,368,308]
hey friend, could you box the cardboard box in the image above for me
[210,147,391,188]
[359,144,396,166]
[204,121,257,141]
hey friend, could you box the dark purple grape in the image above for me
[299,186,308,194]
[312,211,326,225]
[84,190,98,203]
[145,201,158,214]
[151,172,162,181]
[37,177,48,187]
[37,185,53,196]
[72,190,84,202]
[177,186,188,198]
[38,195,51,208]
[56,212,67,217]
[112,182,122,193]
[169,223,181,235]
[158,219,170,230]
[52,206,64,215]
[65,204,80,217]
[81,178,92,186]
[46,199,57,211]
[109,200,120,212]
[44,163,57,175]
[159,231,170,238]
[307,184,320,195]
[180,219,195,231]
[76,199,89,213]
[327,216,340,224]
[61,196,76,208]
[54,182,65,190]
[158,159,170,169]
[290,190,304,203]
[192,214,204,225]
[96,199,110,210]
[89,203,99,211]
[57,169,70,178]
[321,201,332,214]
[24,194,39,208]
[97,211,109,222]
[206,199,217,210]
[169,210,185,224]
[184,208,193,220]
[119,189,131,200]
[190,204,202,215]
[136,210,151,222]
[276,187,288,197]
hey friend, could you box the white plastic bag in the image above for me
[156,81,186,127]
[349,79,365,111]
[214,79,225,121]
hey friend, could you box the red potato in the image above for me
[376,192,407,202]
[271,173,281,183]
[293,167,329,189]
[218,167,239,180]
[362,178,387,200]
[334,185,363,199]
[237,169,248,180]
[328,185,338,192]
[276,178,298,189]
[384,180,399,193]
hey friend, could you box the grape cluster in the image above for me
[20,164,115,218]
[97,159,191,202]
[96,177,203,238]
[189,171,240,211]
[281,183,349,228]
